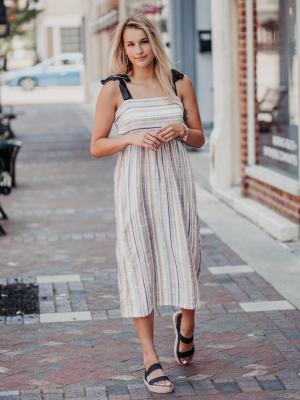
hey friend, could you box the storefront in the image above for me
[243,0,300,227]
[210,0,300,241]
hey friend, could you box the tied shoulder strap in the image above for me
[171,68,184,95]
[100,74,133,100]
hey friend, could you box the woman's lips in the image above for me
[135,56,147,60]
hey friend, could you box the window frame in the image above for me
[245,0,300,194]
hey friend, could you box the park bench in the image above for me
[0,140,22,235]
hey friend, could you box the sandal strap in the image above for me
[149,376,170,386]
[177,346,195,359]
[176,316,194,344]
[145,362,163,379]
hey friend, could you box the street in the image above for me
[0,101,300,399]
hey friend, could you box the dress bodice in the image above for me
[114,96,185,137]
[100,69,185,137]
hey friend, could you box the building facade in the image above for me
[35,0,83,62]
[82,0,214,130]
[210,0,300,241]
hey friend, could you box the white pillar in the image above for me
[52,25,61,56]
[119,0,127,22]
[209,0,240,190]
[247,0,255,166]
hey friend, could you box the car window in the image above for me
[46,57,84,67]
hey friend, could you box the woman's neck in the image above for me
[129,65,156,83]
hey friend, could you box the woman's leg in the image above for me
[179,308,195,364]
[133,309,172,387]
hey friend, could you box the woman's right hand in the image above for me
[125,130,165,151]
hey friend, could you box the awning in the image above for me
[89,9,118,33]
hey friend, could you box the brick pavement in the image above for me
[0,103,300,399]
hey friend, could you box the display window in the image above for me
[256,0,299,179]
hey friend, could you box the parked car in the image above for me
[3,53,84,90]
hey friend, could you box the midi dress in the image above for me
[101,69,202,318]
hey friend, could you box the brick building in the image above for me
[210,0,299,241]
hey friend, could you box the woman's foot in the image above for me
[173,311,195,365]
[179,322,195,364]
[144,360,172,387]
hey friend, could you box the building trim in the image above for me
[297,0,300,179]
[89,9,118,33]
[246,0,255,166]
[245,164,300,196]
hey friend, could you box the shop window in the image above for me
[256,0,299,179]
[60,27,82,53]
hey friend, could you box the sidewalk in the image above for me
[0,102,300,399]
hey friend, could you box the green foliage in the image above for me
[7,0,42,37]
[0,0,42,56]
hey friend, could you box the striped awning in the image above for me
[89,9,118,33]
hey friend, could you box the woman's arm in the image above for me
[155,75,205,148]
[177,75,205,149]
[90,81,129,158]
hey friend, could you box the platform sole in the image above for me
[143,377,174,393]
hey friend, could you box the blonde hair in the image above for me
[108,14,178,103]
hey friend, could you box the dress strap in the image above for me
[171,68,184,96]
[100,74,133,101]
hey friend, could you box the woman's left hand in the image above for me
[155,124,185,143]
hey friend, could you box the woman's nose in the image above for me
[136,45,144,55]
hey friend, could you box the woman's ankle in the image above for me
[143,355,160,369]
[180,322,195,337]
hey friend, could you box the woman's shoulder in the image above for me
[172,69,193,89]
[171,68,184,82]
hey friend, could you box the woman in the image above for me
[91,14,205,394]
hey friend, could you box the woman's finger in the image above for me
[143,139,158,151]
[147,133,164,146]
[159,127,173,139]
[156,124,170,135]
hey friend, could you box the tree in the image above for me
[0,0,42,56]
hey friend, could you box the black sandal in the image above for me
[173,311,195,365]
[143,362,174,393]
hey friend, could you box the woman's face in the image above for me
[123,28,155,68]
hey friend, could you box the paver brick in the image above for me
[1,102,300,400]
[258,380,285,391]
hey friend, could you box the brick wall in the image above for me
[237,0,248,192]
[237,0,300,224]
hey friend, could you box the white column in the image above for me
[52,25,61,56]
[297,0,300,178]
[209,0,240,190]
[119,0,127,22]
[247,0,255,166]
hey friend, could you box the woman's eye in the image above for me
[142,40,148,44]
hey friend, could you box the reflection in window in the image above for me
[257,0,299,179]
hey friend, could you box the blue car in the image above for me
[3,53,84,90]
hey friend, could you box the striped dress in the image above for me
[102,70,202,318]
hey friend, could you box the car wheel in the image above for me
[19,77,37,90]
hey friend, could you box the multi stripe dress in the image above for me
[101,69,202,318]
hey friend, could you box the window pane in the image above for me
[257,0,299,179]
[60,27,82,53]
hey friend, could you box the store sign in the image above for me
[263,135,298,167]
